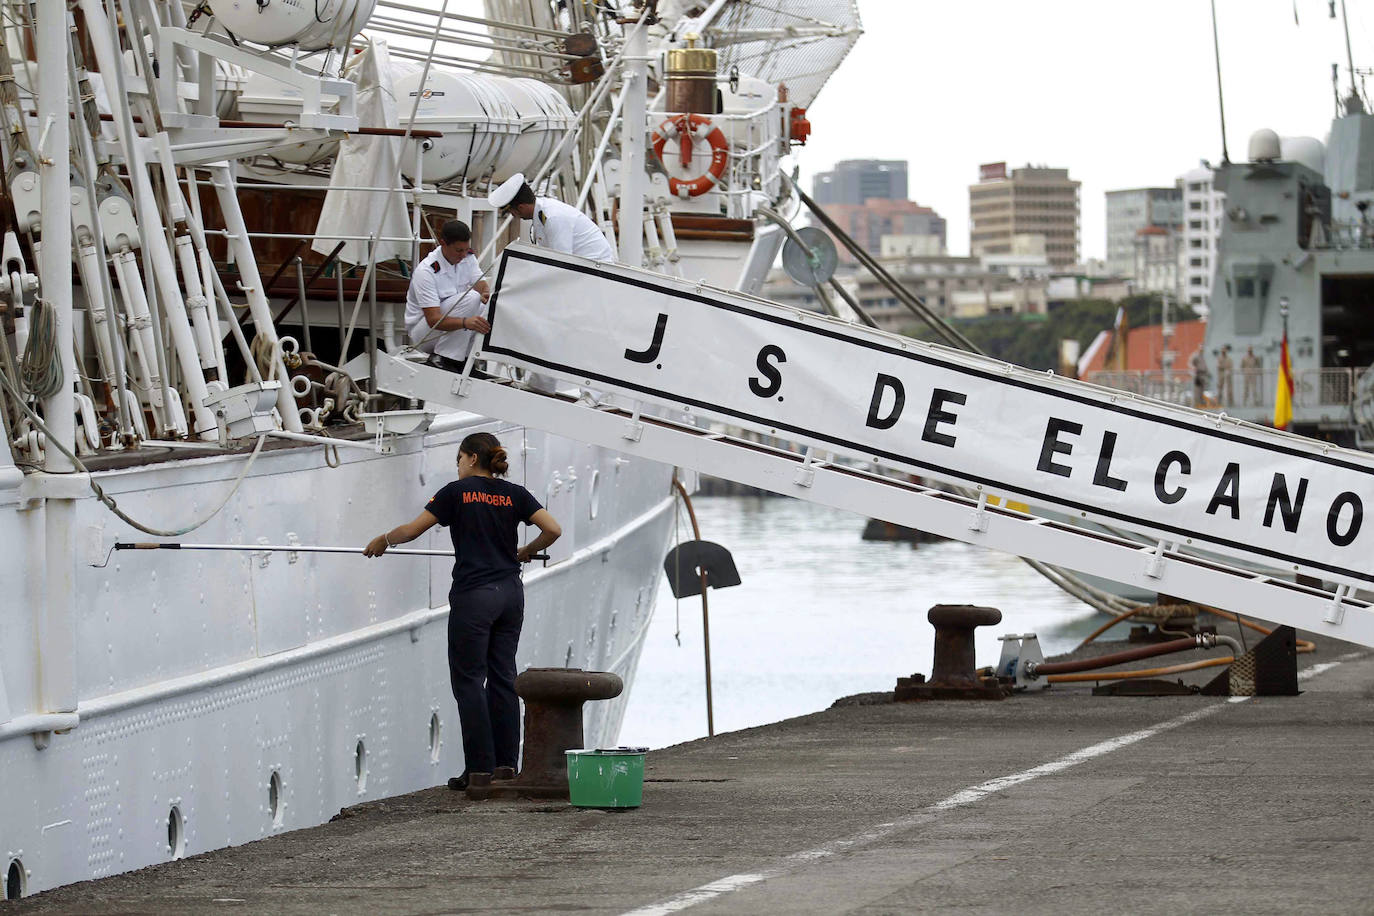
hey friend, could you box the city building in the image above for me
[762,249,1047,332]
[1104,186,1183,278]
[812,159,908,205]
[821,199,947,259]
[1131,224,1182,298]
[880,234,944,258]
[969,162,1081,268]
[1179,165,1225,313]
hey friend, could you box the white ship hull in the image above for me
[0,414,674,895]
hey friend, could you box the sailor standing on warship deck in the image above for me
[487,172,617,263]
[405,219,492,371]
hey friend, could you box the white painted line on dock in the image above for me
[620,652,1368,916]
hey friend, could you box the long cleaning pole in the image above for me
[111,542,549,561]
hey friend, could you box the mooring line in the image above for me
[619,652,1368,916]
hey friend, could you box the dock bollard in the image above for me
[894,604,1008,701]
[478,667,623,801]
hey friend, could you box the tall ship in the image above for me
[0,0,861,897]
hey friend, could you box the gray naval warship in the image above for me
[1197,89,1374,447]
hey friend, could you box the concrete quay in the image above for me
[11,634,1374,915]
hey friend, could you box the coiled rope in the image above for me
[19,297,62,398]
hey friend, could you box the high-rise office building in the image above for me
[1178,166,1225,313]
[810,159,944,258]
[969,163,1081,268]
[1105,187,1183,278]
[812,159,908,205]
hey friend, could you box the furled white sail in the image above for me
[312,40,412,265]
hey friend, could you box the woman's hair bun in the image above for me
[458,431,510,477]
[489,446,510,476]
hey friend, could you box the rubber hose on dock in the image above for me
[1030,637,1203,678]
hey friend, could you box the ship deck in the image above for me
[10,629,1374,915]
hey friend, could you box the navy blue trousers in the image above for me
[447,575,524,774]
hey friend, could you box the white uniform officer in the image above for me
[405,219,491,369]
[487,173,616,262]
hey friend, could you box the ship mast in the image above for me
[36,0,78,721]
[1338,0,1365,113]
[617,2,651,267]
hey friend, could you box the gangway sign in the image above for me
[484,246,1374,589]
[374,244,1374,647]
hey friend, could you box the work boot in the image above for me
[465,771,493,801]
[493,766,516,781]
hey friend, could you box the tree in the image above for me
[901,295,1197,371]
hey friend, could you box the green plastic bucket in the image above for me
[565,747,648,809]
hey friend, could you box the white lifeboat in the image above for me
[236,69,341,164]
[393,69,521,184]
[213,0,378,51]
[484,77,577,183]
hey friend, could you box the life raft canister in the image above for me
[650,113,728,198]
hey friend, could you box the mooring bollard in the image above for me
[894,604,1008,701]
[477,667,623,800]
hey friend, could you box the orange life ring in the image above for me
[650,113,728,198]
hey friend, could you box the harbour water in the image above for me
[620,494,1104,750]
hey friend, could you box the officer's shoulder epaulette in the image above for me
[538,210,547,225]
[431,259,441,272]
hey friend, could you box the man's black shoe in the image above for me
[447,771,470,791]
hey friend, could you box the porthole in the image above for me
[269,771,283,826]
[355,739,368,792]
[5,859,24,900]
[429,713,442,764]
[167,806,186,859]
[588,469,601,520]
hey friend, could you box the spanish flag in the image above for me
[1274,330,1294,430]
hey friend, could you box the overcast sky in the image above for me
[796,0,1374,260]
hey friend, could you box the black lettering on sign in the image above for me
[748,345,786,398]
[1205,463,1241,519]
[1037,417,1082,478]
[921,389,966,448]
[1092,431,1128,492]
[1327,492,1363,547]
[1154,451,1190,504]
[623,313,668,364]
[865,374,905,430]
[1263,472,1308,533]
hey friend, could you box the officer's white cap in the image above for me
[488,173,526,209]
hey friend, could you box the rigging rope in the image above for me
[0,367,268,536]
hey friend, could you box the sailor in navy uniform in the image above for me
[487,173,617,263]
[405,219,491,370]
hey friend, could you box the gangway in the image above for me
[374,244,1374,649]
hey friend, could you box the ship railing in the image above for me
[1087,367,1359,412]
[1086,370,1194,405]
[1318,220,1374,250]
